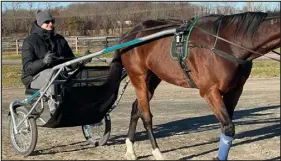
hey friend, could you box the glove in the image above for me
[43,51,56,65]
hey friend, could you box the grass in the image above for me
[2,65,23,88]
[2,54,22,60]
[2,61,279,89]
[251,61,280,77]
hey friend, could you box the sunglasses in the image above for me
[44,20,55,24]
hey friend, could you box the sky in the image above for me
[1,1,280,11]
[2,2,74,10]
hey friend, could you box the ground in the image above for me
[1,78,280,160]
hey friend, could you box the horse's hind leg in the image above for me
[202,87,235,160]
[125,99,139,160]
[125,71,162,160]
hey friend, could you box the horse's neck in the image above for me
[239,19,280,60]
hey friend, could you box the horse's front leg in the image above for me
[202,87,235,160]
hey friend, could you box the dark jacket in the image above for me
[21,21,75,88]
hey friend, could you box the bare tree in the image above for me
[37,3,41,11]
[223,2,236,14]
[273,4,280,12]
[2,4,8,36]
[247,2,253,11]
[27,2,33,12]
[45,2,51,11]
[11,2,21,36]
[2,2,205,37]
[252,2,263,12]
[111,2,128,36]
[27,2,34,34]
[243,2,270,12]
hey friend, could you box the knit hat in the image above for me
[35,10,55,26]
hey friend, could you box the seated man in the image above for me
[21,10,76,114]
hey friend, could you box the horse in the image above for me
[113,11,280,160]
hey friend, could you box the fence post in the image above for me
[75,37,78,53]
[16,39,19,55]
[104,36,108,48]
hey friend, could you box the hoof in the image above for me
[152,148,164,160]
[125,152,137,160]
[125,138,137,160]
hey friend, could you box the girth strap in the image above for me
[178,58,198,89]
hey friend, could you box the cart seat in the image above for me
[25,88,40,95]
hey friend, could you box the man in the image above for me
[21,10,75,114]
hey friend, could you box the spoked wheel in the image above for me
[9,106,38,156]
[82,114,111,147]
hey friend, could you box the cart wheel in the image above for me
[82,114,111,147]
[9,106,38,156]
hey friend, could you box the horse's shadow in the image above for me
[108,105,280,144]
[32,105,280,157]
[136,123,280,160]
[177,122,280,160]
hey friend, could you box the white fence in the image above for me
[2,36,120,54]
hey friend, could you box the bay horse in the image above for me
[114,11,280,160]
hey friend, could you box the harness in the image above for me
[170,17,200,88]
[121,16,280,89]
[169,16,280,88]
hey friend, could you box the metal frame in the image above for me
[9,28,178,134]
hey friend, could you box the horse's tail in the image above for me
[105,49,125,94]
[111,49,123,67]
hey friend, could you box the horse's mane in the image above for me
[202,12,270,38]
[121,11,279,42]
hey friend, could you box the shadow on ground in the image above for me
[23,105,280,157]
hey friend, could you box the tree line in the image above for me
[2,2,279,37]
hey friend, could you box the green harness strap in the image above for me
[170,17,200,60]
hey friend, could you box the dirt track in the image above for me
[1,78,280,160]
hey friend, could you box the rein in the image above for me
[265,16,280,20]
[191,16,280,62]
[272,50,281,56]
[194,25,280,62]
